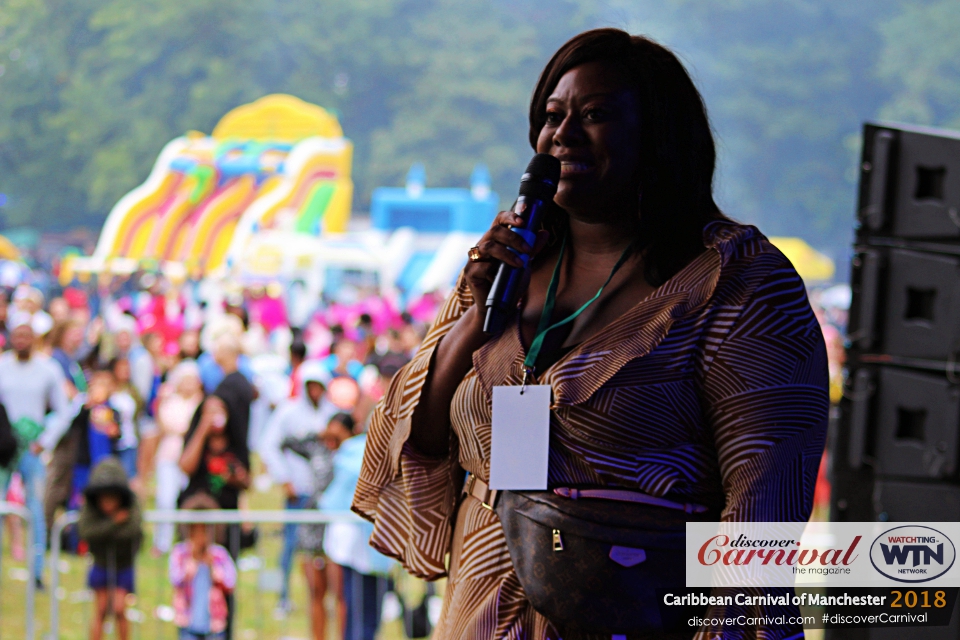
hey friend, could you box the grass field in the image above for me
[0,458,417,640]
[0,460,829,640]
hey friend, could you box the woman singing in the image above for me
[353,28,829,640]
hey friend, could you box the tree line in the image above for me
[0,0,956,264]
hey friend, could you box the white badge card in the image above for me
[490,384,551,490]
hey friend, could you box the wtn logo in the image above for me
[871,526,956,583]
[880,542,944,568]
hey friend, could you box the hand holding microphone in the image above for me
[463,154,562,335]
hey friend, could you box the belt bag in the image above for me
[492,484,719,635]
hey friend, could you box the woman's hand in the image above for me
[407,210,549,458]
[464,208,550,308]
[180,397,227,476]
[228,464,250,489]
[197,396,228,436]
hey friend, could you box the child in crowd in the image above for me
[321,413,394,640]
[179,395,250,515]
[77,457,143,640]
[280,411,340,640]
[108,356,145,485]
[178,395,249,639]
[152,360,204,554]
[169,492,238,640]
[69,366,123,508]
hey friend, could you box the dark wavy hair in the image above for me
[529,28,728,285]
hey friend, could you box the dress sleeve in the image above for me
[168,546,193,588]
[696,257,830,640]
[352,275,474,580]
[212,547,237,592]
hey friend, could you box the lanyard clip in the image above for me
[521,367,534,395]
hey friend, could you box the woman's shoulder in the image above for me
[703,219,802,289]
[702,219,821,333]
[704,220,790,268]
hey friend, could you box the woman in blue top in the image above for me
[283,412,394,640]
[321,415,393,640]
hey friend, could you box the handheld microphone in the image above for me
[483,154,561,335]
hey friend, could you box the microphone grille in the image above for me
[524,153,561,184]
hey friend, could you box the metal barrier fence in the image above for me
[48,508,372,640]
[0,500,36,640]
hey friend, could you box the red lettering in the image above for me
[723,548,746,565]
[799,549,819,565]
[842,536,862,566]
[819,548,843,565]
[698,535,727,565]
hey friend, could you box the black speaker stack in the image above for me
[828,122,960,638]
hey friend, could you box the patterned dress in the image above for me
[353,221,829,640]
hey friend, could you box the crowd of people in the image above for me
[0,271,434,640]
[0,259,848,639]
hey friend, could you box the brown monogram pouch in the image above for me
[494,486,719,637]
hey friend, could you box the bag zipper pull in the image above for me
[552,528,564,552]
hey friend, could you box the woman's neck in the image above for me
[566,214,640,264]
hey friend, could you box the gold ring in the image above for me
[468,246,483,262]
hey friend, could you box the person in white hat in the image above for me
[0,313,71,588]
[12,286,53,337]
[258,361,337,616]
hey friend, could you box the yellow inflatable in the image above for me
[768,236,835,283]
[0,235,21,261]
[91,95,353,275]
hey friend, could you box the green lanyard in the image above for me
[523,234,634,378]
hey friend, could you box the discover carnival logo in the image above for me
[869,526,956,583]
[697,533,861,571]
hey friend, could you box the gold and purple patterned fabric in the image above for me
[354,220,829,640]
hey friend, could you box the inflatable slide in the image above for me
[87,94,353,276]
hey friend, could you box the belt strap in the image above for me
[464,477,706,514]
[463,474,499,510]
[553,487,708,514]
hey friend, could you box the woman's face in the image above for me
[535,61,641,219]
[112,358,131,384]
[322,419,352,450]
[49,298,70,323]
[115,330,133,353]
[204,397,230,455]
[179,330,200,358]
[203,396,229,432]
[334,340,357,364]
[177,373,203,397]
